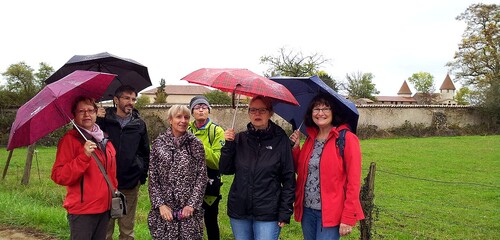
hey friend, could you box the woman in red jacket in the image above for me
[51,96,117,240]
[290,93,364,240]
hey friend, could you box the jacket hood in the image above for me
[246,120,285,140]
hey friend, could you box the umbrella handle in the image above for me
[231,84,242,129]
[70,119,89,142]
[231,94,241,129]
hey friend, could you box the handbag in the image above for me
[91,149,127,219]
[110,190,127,218]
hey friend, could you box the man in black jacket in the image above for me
[97,85,150,240]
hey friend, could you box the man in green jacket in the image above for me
[188,96,225,240]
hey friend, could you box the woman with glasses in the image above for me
[220,95,296,240]
[289,93,364,240]
[51,96,118,240]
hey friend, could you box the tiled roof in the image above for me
[440,74,456,90]
[142,85,212,95]
[398,80,412,95]
[376,96,417,102]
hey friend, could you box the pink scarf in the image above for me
[80,124,105,142]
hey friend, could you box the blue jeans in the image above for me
[229,217,281,240]
[302,207,340,240]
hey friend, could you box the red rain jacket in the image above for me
[293,124,364,226]
[51,129,117,214]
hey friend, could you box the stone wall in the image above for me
[141,104,485,132]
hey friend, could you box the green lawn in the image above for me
[0,135,499,239]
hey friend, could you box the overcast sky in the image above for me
[0,0,495,95]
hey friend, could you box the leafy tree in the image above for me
[204,90,232,105]
[2,62,36,102]
[407,72,436,93]
[317,70,340,92]
[34,62,54,89]
[2,61,54,104]
[447,3,500,123]
[135,94,151,109]
[154,78,167,104]
[454,87,476,105]
[344,71,379,100]
[260,47,329,78]
[407,71,436,104]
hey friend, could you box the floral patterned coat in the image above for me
[148,128,208,240]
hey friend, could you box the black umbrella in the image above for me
[45,52,152,101]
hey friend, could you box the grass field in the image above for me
[0,135,499,239]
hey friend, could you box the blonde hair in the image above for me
[167,105,190,120]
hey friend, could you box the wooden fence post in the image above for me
[21,144,35,185]
[2,150,14,180]
[359,162,376,240]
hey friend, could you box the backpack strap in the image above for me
[207,123,219,146]
[336,129,348,159]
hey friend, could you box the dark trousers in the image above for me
[68,211,110,240]
[203,196,221,240]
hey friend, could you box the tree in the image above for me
[455,87,477,105]
[344,71,379,100]
[204,90,232,105]
[2,62,36,102]
[260,47,329,78]
[34,62,54,89]
[317,70,340,92]
[154,78,167,104]
[407,71,436,104]
[447,4,500,123]
[134,95,151,109]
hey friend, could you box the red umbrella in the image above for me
[7,70,117,150]
[182,68,299,128]
[181,68,299,106]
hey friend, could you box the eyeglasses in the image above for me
[76,109,97,116]
[312,107,332,114]
[193,105,209,110]
[248,108,269,114]
[120,96,137,103]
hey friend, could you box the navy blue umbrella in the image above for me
[270,75,359,135]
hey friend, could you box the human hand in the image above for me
[97,107,105,118]
[224,129,235,141]
[339,223,353,236]
[278,221,287,228]
[83,140,97,157]
[182,206,195,218]
[159,205,173,221]
[289,130,300,149]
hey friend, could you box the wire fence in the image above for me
[363,166,500,238]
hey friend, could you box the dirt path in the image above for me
[0,226,57,240]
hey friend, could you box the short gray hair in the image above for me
[167,105,190,120]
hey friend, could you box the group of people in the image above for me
[51,84,365,240]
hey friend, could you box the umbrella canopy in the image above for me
[181,68,299,106]
[270,75,359,135]
[45,52,151,101]
[7,70,117,150]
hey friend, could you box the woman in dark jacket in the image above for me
[220,95,296,240]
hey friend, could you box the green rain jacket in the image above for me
[188,118,225,205]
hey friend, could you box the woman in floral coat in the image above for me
[148,105,208,239]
